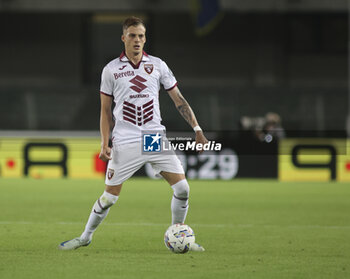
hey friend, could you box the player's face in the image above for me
[122,25,146,56]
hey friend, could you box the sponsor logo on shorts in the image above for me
[107,168,115,180]
[143,133,162,152]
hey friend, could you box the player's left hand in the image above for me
[195,131,208,154]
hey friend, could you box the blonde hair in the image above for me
[122,16,146,32]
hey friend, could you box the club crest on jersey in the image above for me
[107,168,115,180]
[144,64,154,74]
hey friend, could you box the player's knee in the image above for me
[171,179,190,199]
[105,184,122,196]
[93,191,119,214]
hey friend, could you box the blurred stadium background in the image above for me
[1,2,350,278]
[0,0,349,181]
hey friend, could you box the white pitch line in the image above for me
[0,221,350,230]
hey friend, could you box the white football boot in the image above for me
[58,237,91,250]
[190,243,205,252]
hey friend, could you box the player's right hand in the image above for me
[99,146,112,162]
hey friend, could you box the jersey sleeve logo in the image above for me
[144,64,154,74]
[123,99,154,126]
[129,75,147,93]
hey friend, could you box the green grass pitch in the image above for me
[0,178,349,279]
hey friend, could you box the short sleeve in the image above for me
[100,66,114,96]
[160,60,177,91]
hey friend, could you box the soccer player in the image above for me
[59,16,208,251]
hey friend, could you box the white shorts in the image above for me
[105,141,185,185]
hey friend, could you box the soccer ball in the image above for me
[164,223,195,253]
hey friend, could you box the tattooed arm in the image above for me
[168,86,198,127]
[167,86,208,152]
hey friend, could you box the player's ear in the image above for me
[121,34,125,43]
